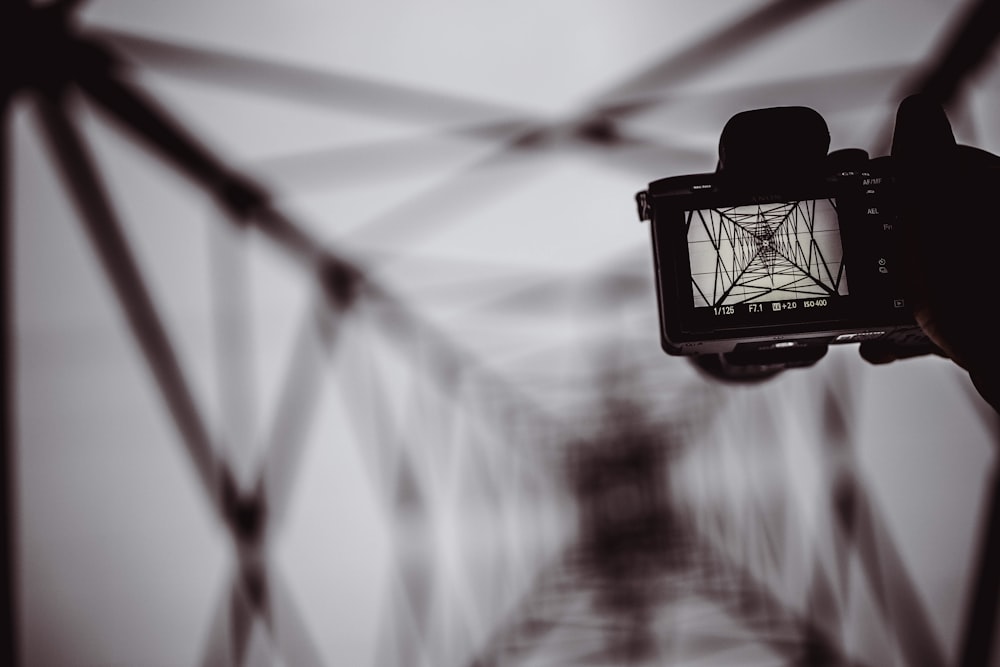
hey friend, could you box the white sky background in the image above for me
[11,0,1000,665]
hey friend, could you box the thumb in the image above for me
[888,95,961,364]
[890,94,956,167]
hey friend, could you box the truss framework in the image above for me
[687,199,847,307]
[3,0,1000,665]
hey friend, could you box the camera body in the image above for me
[636,150,932,367]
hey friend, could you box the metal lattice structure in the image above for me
[5,0,1000,666]
[688,200,846,307]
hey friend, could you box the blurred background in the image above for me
[5,0,1000,665]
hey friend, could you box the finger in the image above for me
[859,340,946,366]
[890,94,956,166]
[884,95,956,367]
[858,341,898,365]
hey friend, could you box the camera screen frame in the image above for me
[645,171,910,352]
[682,195,850,323]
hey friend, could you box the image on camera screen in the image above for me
[686,198,848,308]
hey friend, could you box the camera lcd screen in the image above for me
[685,198,848,319]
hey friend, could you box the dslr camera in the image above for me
[635,107,934,379]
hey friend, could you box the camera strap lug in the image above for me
[635,191,651,221]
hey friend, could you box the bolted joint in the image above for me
[220,473,268,548]
[320,257,361,311]
[216,175,270,225]
[2,2,115,94]
[576,117,620,145]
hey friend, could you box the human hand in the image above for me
[859,94,1000,411]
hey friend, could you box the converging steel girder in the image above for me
[4,0,1000,666]
[5,3,570,666]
